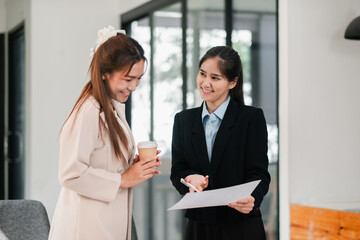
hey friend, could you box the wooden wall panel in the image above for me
[290,204,360,240]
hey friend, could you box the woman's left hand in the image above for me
[228,195,255,214]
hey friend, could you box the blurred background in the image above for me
[123,1,277,239]
[0,0,359,239]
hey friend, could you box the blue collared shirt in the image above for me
[202,96,230,161]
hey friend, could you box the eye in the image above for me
[199,72,206,77]
[211,76,220,80]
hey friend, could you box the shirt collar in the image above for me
[202,96,230,121]
[111,98,126,118]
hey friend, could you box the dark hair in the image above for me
[199,46,244,104]
[64,33,146,161]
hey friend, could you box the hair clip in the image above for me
[90,25,126,57]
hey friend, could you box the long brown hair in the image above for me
[199,46,244,104]
[64,33,146,161]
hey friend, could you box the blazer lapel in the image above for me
[210,99,238,174]
[191,104,211,172]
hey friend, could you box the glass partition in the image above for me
[123,0,278,239]
[186,0,225,108]
[130,3,185,240]
[129,17,152,240]
[152,3,184,240]
[232,3,278,239]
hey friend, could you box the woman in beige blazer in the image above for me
[49,26,161,240]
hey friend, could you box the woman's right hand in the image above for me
[120,155,161,188]
[184,174,209,192]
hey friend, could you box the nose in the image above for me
[203,76,211,87]
[128,80,137,91]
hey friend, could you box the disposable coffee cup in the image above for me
[137,141,158,161]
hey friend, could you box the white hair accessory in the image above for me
[90,25,126,57]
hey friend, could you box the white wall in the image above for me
[288,0,360,210]
[278,0,290,238]
[280,0,360,238]
[4,0,25,31]
[0,0,6,32]
[119,0,149,15]
[26,0,121,220]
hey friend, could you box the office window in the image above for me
[232,3,278,238]
[122,0,278,239]
[129,3,185,240]
[186,0,225,108]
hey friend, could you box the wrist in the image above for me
[120,173,127,188]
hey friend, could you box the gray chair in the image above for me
[0,200,50,240]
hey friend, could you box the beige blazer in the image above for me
[49,96,135,240]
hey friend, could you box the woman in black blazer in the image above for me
[170,46,271,240]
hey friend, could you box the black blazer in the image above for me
[170,99,271,224]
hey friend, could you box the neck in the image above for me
[205,102,217,114]
[205,96,229,114]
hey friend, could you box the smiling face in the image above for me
[105,60,145,103]
[196,58,237,113]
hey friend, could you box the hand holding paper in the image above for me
[228,195,255,214]
[168,180,260,211]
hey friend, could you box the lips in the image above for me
[201,87,213,94]
[120,91,130,97]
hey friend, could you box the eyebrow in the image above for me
[199,68,223,78]
[125,73,144,79]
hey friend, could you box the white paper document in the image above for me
[168,180,261,211]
